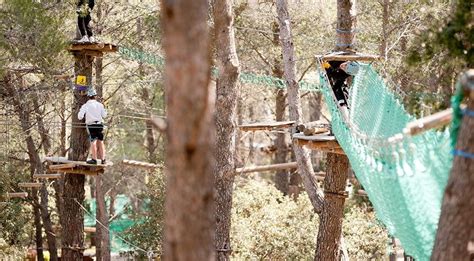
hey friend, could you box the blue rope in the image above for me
[336,28,359,33]
[461,108,474,117]
[452,149,474,160]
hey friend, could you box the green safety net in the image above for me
[84,195,135,253]
[318,64,453,261]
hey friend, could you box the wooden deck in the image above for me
[293,133,345,155]
[68,42,118,56]
[239,121,296,131]
[316,52,380,62]
[43,157,112,176]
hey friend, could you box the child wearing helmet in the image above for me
[78,88,107,164]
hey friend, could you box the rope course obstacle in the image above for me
[317,61,455,260]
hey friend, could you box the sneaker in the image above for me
[101,159,106,165]
[89,36,96,43]
[86,159,97,165]
[78,35,89,43]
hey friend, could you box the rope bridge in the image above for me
[319,63,452,260]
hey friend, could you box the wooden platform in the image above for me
[43,157,112,176]
[316,51,380,62]
[238,121,296,131]
[121,159,160,170]
[68,42,118,56]
[293,133,345,154]
[18,182,42,188]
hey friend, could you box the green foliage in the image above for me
[122,170,165,257]
[0,0,67,69]
[343,206,388,260]
[408,0,473,67]
[231,179,388,260]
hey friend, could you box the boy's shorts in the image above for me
[87,123,104,141]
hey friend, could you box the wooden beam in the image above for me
[33,173,62,179]
[43,156,113,167]
[238,121,296,132]
[7,192,28,198]
[121,159,160,169]
[61,169,100,176]
[293,133,345,155]
[84,227,96,233]
[150,116,167,132]
[48,163,76,171]
[68,42,118,53]
[236,162,298,173]
[403,108,453,136]
[316,52,380,62]
[18,182,43,188]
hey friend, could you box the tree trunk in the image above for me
[274,89,289,194]
[94,53,111,261]
[276,0,324,213]
[335,0,357,51]
[161,0,215,260]
[315,153,349,261]
[213,0,240,259]
[380,0,389,58]
[32,194,45,261]
[432,71,474,261]
[5,74,58,261]
[95,171,110,261]
[61,53,93,260]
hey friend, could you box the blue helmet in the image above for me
[344,61,360,76]
[87,88,97,97]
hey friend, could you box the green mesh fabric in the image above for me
[84,195,135,253]
[319,64,452,260]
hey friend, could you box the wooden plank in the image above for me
[68,42,118,53]
[48,163,76,171]
[293,133,335,141]
[43,157,113,167]
[238,121,296,131]
[403,108,453,136]
[62,169,101,176]
[7,192,28,198]
[18,182,42,188]
[84,227,96,233]
[33,173,62,179]
[293,133,345,155]
[236,162,298,174]
[121,159,160,169]
[316,52,380,62]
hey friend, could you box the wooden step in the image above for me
[121,159,160,170]
[7,192,28,198]
[18,182,42,188]
[33,173,62,179]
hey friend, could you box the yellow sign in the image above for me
[76,75,87,86]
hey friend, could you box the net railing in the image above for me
[319,64,452,261]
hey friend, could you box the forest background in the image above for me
[0,0,471,259]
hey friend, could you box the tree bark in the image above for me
[335,0,357,51]
[94,52,111,260]
[276,0,324,213]
[61,53,93,260]
[5,74,58,261]
[213,0,240,259]
[432,71,474,261]
[32,194,45,261]
[161,0,215,260]
[315,153,349,261]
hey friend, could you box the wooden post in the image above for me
[61,51,93,260]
